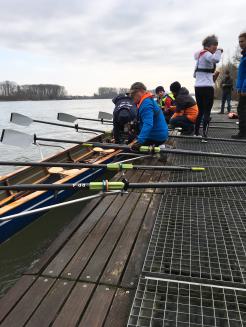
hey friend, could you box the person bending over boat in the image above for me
[169,82,198,135]
[231,32,246,139]
[128,82,168,150]
[194,35,223,138]
[112,93,137,144]
[155,86,176,123]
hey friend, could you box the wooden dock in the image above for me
[1,115,246,327]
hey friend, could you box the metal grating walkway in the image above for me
[142,195,246,288]
[128,114,246,326]
[128,278,246,327]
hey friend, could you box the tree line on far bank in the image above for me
[0,52,241,102]
[0,81,67,101]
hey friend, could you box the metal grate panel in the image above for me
[162,186,246,202]
[128,277,246,327]
[161,167,246,201]
[168,154,246,168]
[167,167,246,183]
[172,139,246,156]
[143,195,246,288]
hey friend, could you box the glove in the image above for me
[131,142,142,152]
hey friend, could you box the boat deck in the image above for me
[1,114,246,327]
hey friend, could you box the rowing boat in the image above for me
[0,134,121,243]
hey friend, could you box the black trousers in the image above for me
[195,87,214,135]
[237,95,246,136]
[220,91,232,113]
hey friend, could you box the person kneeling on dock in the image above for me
[112,93,137,144]
[129,82,168,150]
[169,82,198,135]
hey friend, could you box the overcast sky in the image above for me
[0,0,245,95]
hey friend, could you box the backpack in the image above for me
[112,94,137,125]
[112,94,138,143]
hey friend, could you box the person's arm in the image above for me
[242,78,246,96]
[204,50,222,64]
[137,102,154,144]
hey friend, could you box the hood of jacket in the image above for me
[112,94,132,105]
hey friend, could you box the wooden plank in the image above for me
[42,194,117,278]
[0,275,36,323]
[0,277,55,327]
[52,282,95,327]
[121,194,161,288]
[25,279,74,327]
[78,285,115,327]
[61,193,131,280]
[103,288,134,327]
[100,193,151,286]
[78,193,140,283]
[27,197,102,275]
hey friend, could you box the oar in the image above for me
[10,113,105,134]
[57,113,113,124]
[0,160,205,172]
[169,134,246,143]
[98,111,113,120]
[2,129,246,160]
[1,180,246,192]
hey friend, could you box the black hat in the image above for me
[170,81,181,93]
[155,86,165,94]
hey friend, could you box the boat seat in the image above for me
[48,167,81,177]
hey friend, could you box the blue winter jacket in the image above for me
[137,97,169,144]
[237,50,246,93]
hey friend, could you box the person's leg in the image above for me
[227,93,232,113]
[202,87,214,137]
[220,92,226,114]
[238,96,246,136]
[170,116,193,133]
[195,87,205,136]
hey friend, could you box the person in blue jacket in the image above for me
[232,32,246,139]
[128,82,168,149]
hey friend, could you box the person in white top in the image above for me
[194,35,223,139]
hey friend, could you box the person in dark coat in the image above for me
[219,71,233,114]
[169,82,199,135]
[232,32,246,139]
[112,94,137,144]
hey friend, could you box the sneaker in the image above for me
[193,134,201,138]
[231,134,246,139]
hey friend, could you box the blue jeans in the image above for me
[221,92,232,113]
[170,116,194,134]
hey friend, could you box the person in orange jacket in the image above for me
[169,81,199,135]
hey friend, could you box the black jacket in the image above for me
[112,94,137,143]
[221,76,233,93]
[175,87,196,112]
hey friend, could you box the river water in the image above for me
[0,99,113,297]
